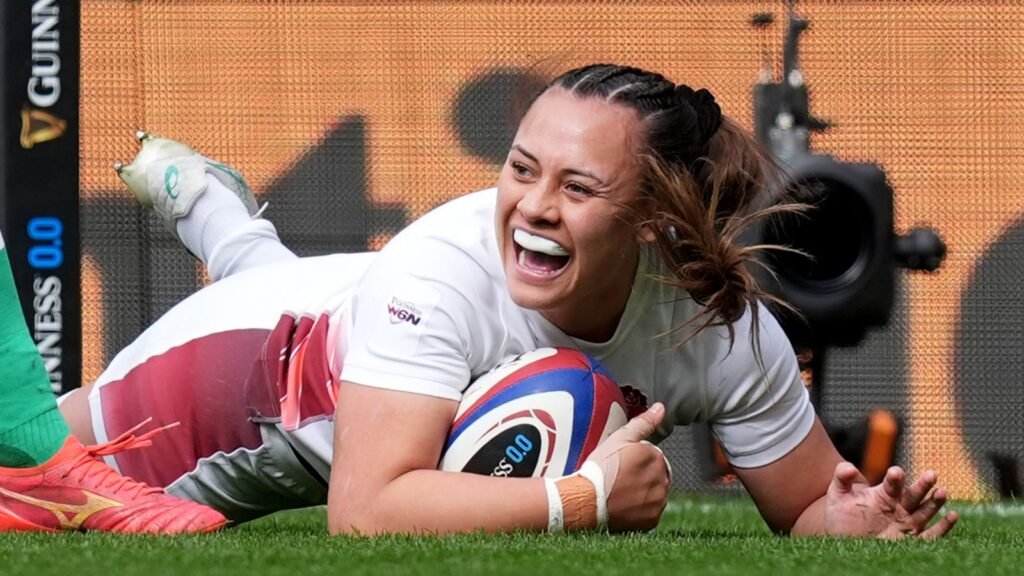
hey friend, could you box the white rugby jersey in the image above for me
[95,187,813,489]
[318,188,813,472]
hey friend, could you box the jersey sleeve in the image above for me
[339,236,483,402]
[704,303,816,469]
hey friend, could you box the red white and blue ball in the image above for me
[439,348,627,478]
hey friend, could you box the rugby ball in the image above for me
[439,348,627,478]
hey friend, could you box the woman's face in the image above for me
[495,88,647,341]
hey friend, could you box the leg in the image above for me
[0,229,227,534]
[86,326,326,523]
[82,257,358,522]
[0,232,69,467]
[117,133,298,282]
[197,183,298,280]
[57,388,95,444]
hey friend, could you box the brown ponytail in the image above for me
[639,117,802,349]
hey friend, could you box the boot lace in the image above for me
[60,418,179,501]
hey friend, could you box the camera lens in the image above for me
[766,177,874,291]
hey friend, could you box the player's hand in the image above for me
[823,462,959,539]
[585,402,671,532]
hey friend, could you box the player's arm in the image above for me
[327,382,543,534]
[731,416,840,533]
[713,305,956,538]
[326,381,668,535]
[330,235,669,535]
[734,419,957,538]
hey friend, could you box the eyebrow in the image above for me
[510,145,606,185]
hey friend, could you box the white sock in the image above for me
[206,220,296,281]
[174,175,254,264]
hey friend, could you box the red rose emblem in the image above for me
[619,385,649,420]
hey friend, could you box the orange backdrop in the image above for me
[79,1,1024,499]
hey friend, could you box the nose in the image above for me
[517,182,560,226]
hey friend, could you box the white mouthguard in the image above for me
[513,229,569,257]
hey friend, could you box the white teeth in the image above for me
[513,229,569,256]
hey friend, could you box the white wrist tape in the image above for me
[576,461,608,528]
[544,477,564,533]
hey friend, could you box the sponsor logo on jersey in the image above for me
[387,296,423,325]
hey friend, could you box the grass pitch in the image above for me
[1,495,1022,576]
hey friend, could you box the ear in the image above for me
[637,223,658,244]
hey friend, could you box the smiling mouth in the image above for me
[513,229,571,275]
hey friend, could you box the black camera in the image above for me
[751,7,945,349]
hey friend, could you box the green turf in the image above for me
[1,496,1021,576]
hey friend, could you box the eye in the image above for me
[510,161,532,178]
[565,182,594,196]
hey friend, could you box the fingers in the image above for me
[829,461,860,496]
[919,510,959,540]
[641,440,673,483]
[607,403,665,444]
[602,439,672,533]
[902,470,938,511]
[908,486,947,529]
[882,466,907,501]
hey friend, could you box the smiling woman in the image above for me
[497,90,646,341]
[35,63,957,538]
